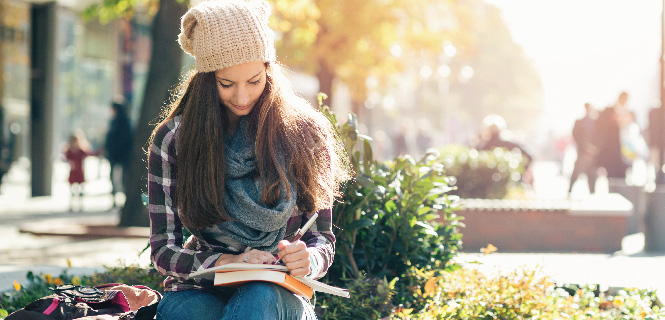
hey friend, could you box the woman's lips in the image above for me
[233,104,251,110]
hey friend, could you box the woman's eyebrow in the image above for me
[217,70,264,83]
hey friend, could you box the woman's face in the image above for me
[214,61,267,123]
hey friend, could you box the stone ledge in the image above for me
[18,223,149,238]
[448,193,633,253]
[457,193,633,216]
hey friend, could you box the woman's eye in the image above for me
[219,82,232,89]
[249,80,261,85]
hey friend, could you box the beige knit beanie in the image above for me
[178,0,276,72]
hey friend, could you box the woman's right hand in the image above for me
[214,249,276,266]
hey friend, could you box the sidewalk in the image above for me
[1,158,664,303]
[0,159,151,292]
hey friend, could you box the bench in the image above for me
[446,193,633,253]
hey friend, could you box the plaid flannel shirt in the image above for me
[148,116,336,292]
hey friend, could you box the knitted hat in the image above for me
[178,0,276,72]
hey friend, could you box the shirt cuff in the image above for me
[305,248,322,279]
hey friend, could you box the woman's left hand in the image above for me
[277,240,310,277]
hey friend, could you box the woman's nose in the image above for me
[234,86,250,106]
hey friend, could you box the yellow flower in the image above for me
[13,280,21,291]
[481,244,498,255]
[613,297,624,307]
[54,278,64,286]
[72,276,81,286]
[44,274,53,284]
[66,259,72,269]
[424,276,440,296]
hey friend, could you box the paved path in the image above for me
[0,159,150,292]
[1,158,663,303]
[456,234,665,297]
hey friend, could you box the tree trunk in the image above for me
[316,59,335,108]
[119,0,186,227]
[0,0,4,103]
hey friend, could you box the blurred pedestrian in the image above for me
[63,130,95,212]
[589,91,631,180]
[392,122,409,157]
[476,114,534,184]
[415,118,433,158]
[568,102,598,194]
[104,101,133,208]
[648,100,665,184]
[619,110,648,163]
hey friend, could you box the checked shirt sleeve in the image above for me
[148,119,222,279]
[301,207,336,280]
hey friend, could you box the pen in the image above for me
[274,212,318,264]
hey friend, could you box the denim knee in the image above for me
[157,290,227,320]
[238,282,282,302]
[223,282,312,320]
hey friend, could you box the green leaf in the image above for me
[357,134,374,142]
[0,309,8,317]
[414,221,438,236]
[417,206,431,215]
[348,129,357,141]
[317,92,328,107]
[346,219,374,230]
[347,113,358,132]
[427,186,455,196]
[362,139,373,173]
[372,185,386,196]
[384,200,396,212]
[357,175,375,189]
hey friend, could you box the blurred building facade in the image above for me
[0,0,151,195]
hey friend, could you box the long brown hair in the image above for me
[151,62,351,230]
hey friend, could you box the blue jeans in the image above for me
[156,283,317,320]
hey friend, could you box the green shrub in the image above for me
[438,145,528,199]
[82,265,165,291]
[317,95,463,304]
[391,267,665,320]
[316,273,397,320]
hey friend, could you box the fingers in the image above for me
[241,249,276,264]
[286,258,310,277]
[277,240,305,259]
[277,240,290,251]
[278,241,310,276]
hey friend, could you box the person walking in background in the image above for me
[568,102,598,194]
[589,91,631,180]
[476,114,534,185]
[619,110,649,165]
[392,122,409,157]
[415,118,433,157]
[63,130,95,212]
[148,1,351,319]
[104,101,133,208]
[648,100,665,184]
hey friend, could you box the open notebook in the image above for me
[189,263,350,298]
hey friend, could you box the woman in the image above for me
[149,1,350,319]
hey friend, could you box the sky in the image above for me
[485,0,662,136]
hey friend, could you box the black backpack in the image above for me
[5,283,161,320]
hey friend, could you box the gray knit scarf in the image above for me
[213,117,297,253]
